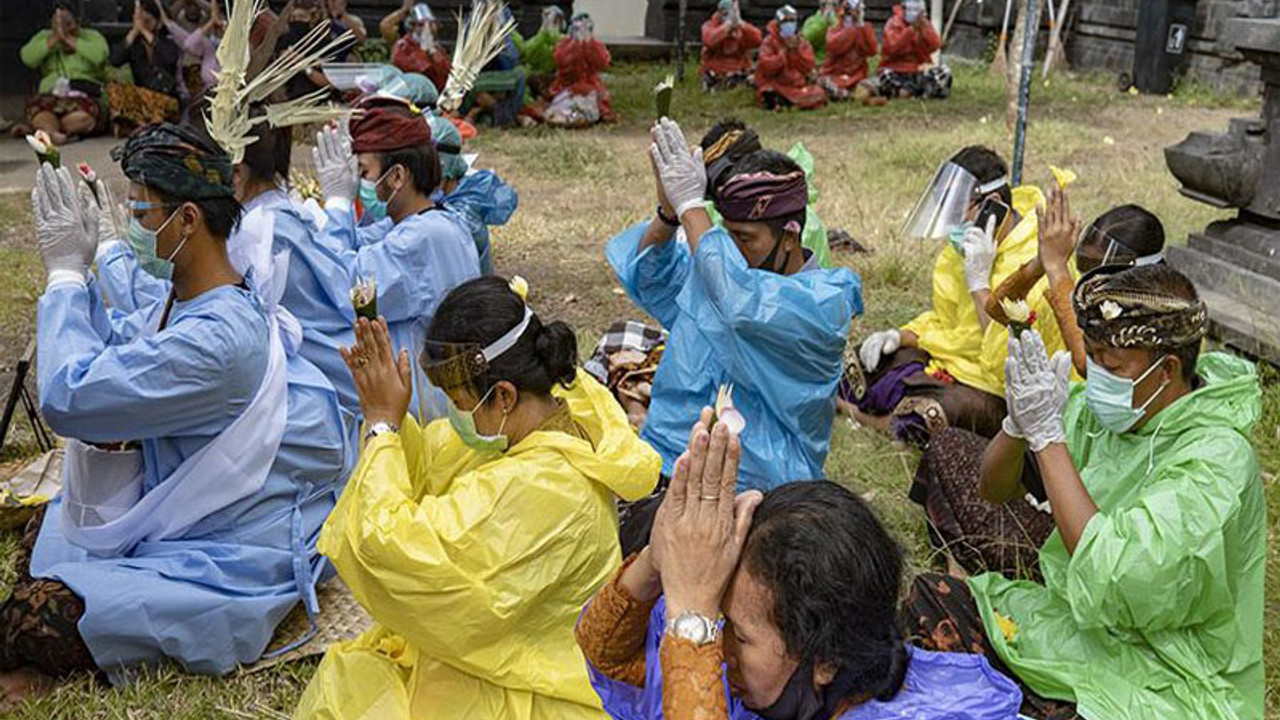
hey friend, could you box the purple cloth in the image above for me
[854,361,926,415]
[587,596,1023,720]
[717,170,808,222]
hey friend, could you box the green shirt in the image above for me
[514,29,561,76]
[968,352,1265,720]
[21,28,110,94]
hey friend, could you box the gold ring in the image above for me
[699,494,718,501]
[353,356,368,368]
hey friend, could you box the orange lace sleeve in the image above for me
[1045,273,1087,376]
[661,635,729,720]
[575,555,657,687]
[986,260,1045,324]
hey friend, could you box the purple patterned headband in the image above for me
[717,170,808,222]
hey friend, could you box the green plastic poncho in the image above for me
[515,29,562,76]
[707,142,832,269]
[801,12,834,60]
[968,352,1265,720]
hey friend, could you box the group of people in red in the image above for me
[701,0,951,110]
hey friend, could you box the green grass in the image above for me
[0,61,1277,717]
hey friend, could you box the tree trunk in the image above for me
[1005,0,1031,133]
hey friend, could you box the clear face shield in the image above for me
[1074,224,1165,273]
[901,161,981,240]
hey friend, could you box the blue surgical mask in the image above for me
[780,20,797,37]
[1085,356,1170,434]
[358,166,399,222]
[947,221,974,256]
[447,384,510,452]
[126,204,187,280]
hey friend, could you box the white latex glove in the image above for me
[962,214,998,292]
[79,179,125,254]
[312,123,358,210]
[859,328,901,373]
[650,117,707,219]
[1004,329,1071,453]
[32,164,96,285]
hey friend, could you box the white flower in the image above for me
[1100,300,1123,321]
[351,276,377,307]
[714,384,746,435]
[26,130,51,155]
[1000,298,1033,324]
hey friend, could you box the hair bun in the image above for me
[534,320,578,387]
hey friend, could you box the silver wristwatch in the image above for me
[363,421,399,443]
[665,610,721,646]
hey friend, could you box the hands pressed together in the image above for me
[31,164,97,285]
[312,121,358,207]
[649,118,707,221]
[1037,182,1080,279]
[341,316,413,430]
[650,408,763,621]
[1002,329,1071,452]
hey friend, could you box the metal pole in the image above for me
[1011,0,1045,186]
[676,0,688,82]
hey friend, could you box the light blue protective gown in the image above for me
[31,279,349,683]
[317,203,481,419]
[435,169,519,276]
[607,223,862,492]
[93,191,362,426]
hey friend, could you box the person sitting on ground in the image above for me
[294,276,661,720]
[801,0,838,59]
[107,0,185,132]
[17,2,110,143]
[178,0,226,98]
[0,127,348,704]
[427,114,518,275]
[385,1,451,95]
[607,120,862,553]
[462,8,527,129]
[699,118,832,267]
[546,13,614,127]
[311,97,481,419]
[515,5,567,101]
[876,0,949,100]
[904,264,1265,720]
[700,0,763,92]
[754,5,827,111]
[910,199,1170,578]
[578,417,1023,720]
[326,0,366,59]
[93,107,367,428]
[819,0,879,102]
[849,146,1056,447]
[986,189,1167,378]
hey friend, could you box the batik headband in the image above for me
[1073,266,1208,350]
[113,123,234,200]
[422,306,536,389]
[717,170,808,222]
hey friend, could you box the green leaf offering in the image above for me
[351,276,379,321]
[654,74,675,120]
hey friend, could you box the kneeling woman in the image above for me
[578,414,1022,720]
[296,277,661,720]
[906,264,1265,720]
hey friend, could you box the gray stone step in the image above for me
[1168,245,1280,365]
[1189,230,1280,283]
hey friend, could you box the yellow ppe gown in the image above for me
[902,185,1070,397]
[294,370,662,720]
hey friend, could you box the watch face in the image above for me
[674,613,711,643]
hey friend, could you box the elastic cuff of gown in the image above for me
[94,240,123,263]
[47,269,87,291]
[675,200,707,219]
[324,197,354,215]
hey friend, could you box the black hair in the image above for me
[949,145,1013,207]
[379,144,443,197]
[1103,264,1202,384]
[242,105,293,183]
[425,276,578,399]
[52,1,77,20]
[138,0,162,20]
[741,481,909,703]
[150,188,243,240]
[727,149,807,239]
[1078,204,1165,273]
